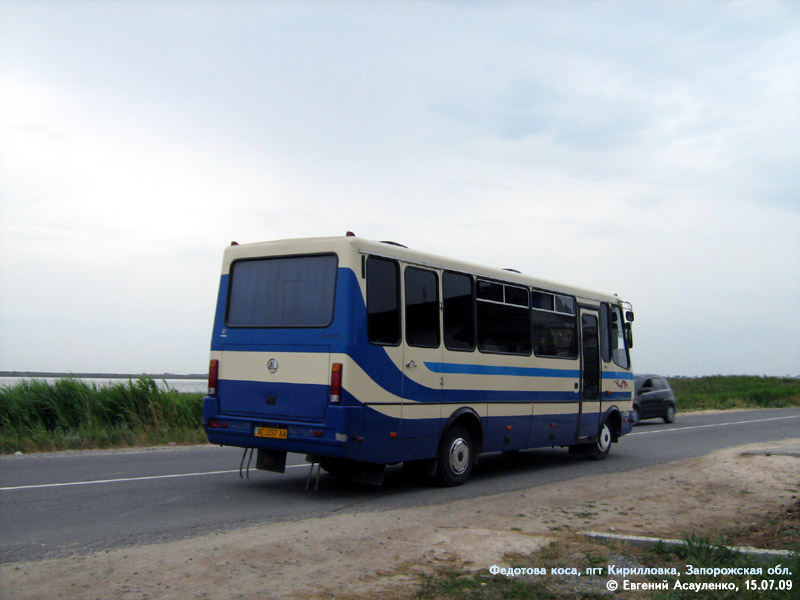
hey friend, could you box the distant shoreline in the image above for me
[0,372,206,380]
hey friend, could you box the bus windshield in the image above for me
[226,254,337,328]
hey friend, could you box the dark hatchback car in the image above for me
[633,375,676,424]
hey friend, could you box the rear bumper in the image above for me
[203,395,363,460]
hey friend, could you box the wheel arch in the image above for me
[602,406,623,442]
[442,407,484,456]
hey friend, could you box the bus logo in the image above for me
[267,358,279,374]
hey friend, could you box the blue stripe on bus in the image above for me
[425,362,580,378]
[604,392,632,400]
[441,389,578,403]
[602,371,634,380]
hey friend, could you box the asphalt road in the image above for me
[2,407,798,562]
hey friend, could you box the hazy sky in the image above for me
[1,1,798,377]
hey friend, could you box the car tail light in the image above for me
[330,363,342,403]
[208,359,219,395]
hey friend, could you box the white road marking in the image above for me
[629,414,800,436]
[0,463,309,492]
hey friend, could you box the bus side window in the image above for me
[600,304,612,363]
[477,281,531,355]
[443,272,475,351]
[405,267,440,348]
[531,292,578,359]
[367,256,401,345]
[610,305,630,369]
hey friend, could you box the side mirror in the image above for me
[624,322,634,349]
[625,310,635,322]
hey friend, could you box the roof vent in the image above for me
[502,268,521,273]
[380,241,408,248]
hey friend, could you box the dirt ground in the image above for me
[2,438,799,600]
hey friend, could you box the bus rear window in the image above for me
[226,254,337,328]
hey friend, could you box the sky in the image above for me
[1,0,798,377]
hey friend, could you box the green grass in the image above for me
[668,376,800,412]
[646,533,799,600]
[0,377,205,453]
[414,570,563,600]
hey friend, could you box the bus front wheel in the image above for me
[437,426,474,486]
[585,420,612,460]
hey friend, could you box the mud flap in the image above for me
[310,456,386,486]
[351,462,386,486]
[402,458,438,477]
[256,449,287,473]
[568,443,592,457]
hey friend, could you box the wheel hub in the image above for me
[449,438,470,475]
[597,425,611,453]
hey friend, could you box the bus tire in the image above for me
[437,426,474,486]
[585,420,612,461]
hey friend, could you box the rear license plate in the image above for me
[255,426,288,439]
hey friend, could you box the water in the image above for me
[0,376,207,394]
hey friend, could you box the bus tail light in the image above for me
[208,359,219,395]
[330,363,342,403]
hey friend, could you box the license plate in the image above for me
[255,426,288,439]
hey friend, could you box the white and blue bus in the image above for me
[204,235,635,486]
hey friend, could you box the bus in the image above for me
[204,234,635,486]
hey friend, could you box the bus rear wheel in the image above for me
[437,426,474,487]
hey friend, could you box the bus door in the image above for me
[578,310,601,439]
[400,265,443,439]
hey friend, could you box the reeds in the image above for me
[0,377,205,453]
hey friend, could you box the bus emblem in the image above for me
[267,358,279,374]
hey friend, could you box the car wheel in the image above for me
[437,426,474,486]
[663,405,676,423]
[585,420,612,460]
